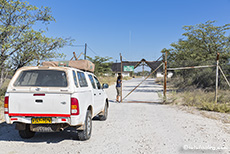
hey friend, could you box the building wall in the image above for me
[156,71,173,78]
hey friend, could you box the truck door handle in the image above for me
[99,93,101,95]
[94,94,96,96]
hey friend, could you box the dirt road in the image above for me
[0,78,230,154]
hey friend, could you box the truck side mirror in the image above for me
[102,83,109,89]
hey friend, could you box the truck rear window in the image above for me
[14,70,68,87]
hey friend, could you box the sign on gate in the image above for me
[124,66,134,71]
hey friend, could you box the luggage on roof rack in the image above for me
[42,60,95,72]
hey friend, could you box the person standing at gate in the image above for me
[116,74,122,102]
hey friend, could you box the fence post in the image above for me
[120,53,123,103]
[163,51,167,102]
[215,52,219,103]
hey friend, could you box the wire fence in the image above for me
[164,52,230,103]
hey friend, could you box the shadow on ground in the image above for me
[0,121,90,143]
[123,89,163,93]
[109,99,169,105]
[123,85,160,88]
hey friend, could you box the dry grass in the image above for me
[0,96,4,108]
[2,79,10,88]
[168,90,230,113]
[155,77,164,84]
[0,96,4,117]
[0,97,4,122]
[0,79,10,106]
[98,76,117,86]
[123,76,132,81]
[155,77,173,88]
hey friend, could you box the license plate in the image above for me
[31,117,52,124]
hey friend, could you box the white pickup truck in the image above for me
[4,66,109,140]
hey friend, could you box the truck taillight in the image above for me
[4,96,9,114]
[71,98,79,115]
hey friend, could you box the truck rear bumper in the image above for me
[5,114,83,126]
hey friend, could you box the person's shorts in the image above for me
[116,87,121,96]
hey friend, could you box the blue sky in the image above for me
[27,0,230,62]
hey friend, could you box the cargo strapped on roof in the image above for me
[42,60,95,72]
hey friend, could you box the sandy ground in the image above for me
[0,78,230,154]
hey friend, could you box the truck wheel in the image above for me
[77,110,92,141]
[99,103,108,121]
[19,124,35,139]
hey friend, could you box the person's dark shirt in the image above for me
[116,79,121,87]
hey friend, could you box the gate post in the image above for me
[215,52,219,103]
[163,51,167,102]
[120,53,123,103]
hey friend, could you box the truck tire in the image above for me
[77,110,92,141]
[99,103,108,121]
[19,124,35,139]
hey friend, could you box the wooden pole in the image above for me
[163,51,167,102]
[215,52,219,103]
[142,63,144,77]
[167,65,215,70]
[77,52,83,60]
[120,53,123,103]
[73,52,78,60]
[84,43,87,60]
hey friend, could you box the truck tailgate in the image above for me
[9,93,71,117]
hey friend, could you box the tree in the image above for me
[87,56,112,76]
[0,0,71,88]
[167,21,230,89]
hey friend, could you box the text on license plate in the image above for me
[31,118,52,124]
